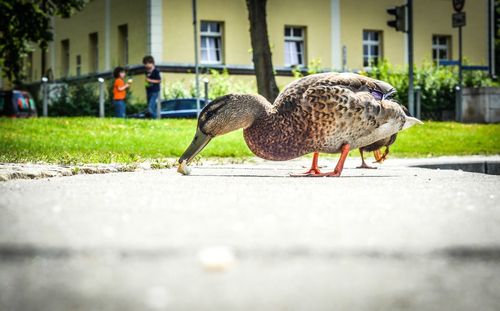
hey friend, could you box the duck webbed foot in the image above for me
[357,162,377,169]
[357,149,377,169]
[291,145,350,177]
[290,152,322,176]
[312,144,350,177]
[373,147,390,164]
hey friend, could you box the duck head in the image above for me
[178,94,268,164]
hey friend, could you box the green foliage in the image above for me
[48,79,142,117]
[361,60,495,116]
[291,66,303,79]
[162,69,256,100]
[49,82,99,116]
[163,80,190,99]
[291,58,323,79]
[0,0,86,84]
[201,69,256,99]
[307,58,323,75]
[0,118,499,164]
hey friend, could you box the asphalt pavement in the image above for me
[1,157,499,311]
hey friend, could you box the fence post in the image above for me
[42,77,48,117]
[203,78,209,108]
[455,85,462,122]
[98,78,105,118]
[415,86,421,119]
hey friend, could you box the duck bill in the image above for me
[178,128,212,164]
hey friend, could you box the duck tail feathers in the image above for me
[402,116,424,130]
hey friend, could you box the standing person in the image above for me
[113,66,131,118]
[143,55,161,119]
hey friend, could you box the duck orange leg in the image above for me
[290,152,322,176]
[373,147,390,164]
[373,149,384,163]
[314,144,350,177]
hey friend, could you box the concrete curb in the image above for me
[0,162,160,182]
[1,156,499,181]
[413,161,500,175]
[381,155,500,175]
[0,158,251,182]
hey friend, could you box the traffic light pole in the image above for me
[456,24,463,121]
[458,26,463,86]
[407,0,414,117]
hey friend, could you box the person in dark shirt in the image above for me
[143,55,161,119]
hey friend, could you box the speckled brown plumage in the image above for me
[242,72,407,161]
[179,72,420,173]
[357,104,410,168]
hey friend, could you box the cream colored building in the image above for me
[5,0,493,102]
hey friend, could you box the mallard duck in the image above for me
[357,105,411,169]
[178,72,422,177]
[358,134,397,169]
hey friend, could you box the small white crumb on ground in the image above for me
[177,160,191,175]
[198,246,235,271]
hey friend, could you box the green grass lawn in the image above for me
[0,117,499,164]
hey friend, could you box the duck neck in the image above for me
[236,94,273,129]
[242,95,289,160]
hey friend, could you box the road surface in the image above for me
[1,157,499,310]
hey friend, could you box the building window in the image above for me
[61,39,70,77]
[89,32,99,73]
[284,26,305,67]
[432,35,451,64]
[200,21,223,64]
[118,24,128,65]
[76,55,81,76]
[363,30,382,67]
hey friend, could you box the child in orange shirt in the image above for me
[113,67,131,118]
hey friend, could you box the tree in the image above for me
[0,0,86,85]
[246,0,280,103]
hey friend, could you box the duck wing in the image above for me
[323,72,396,97]
[273,73,395,115]
[303,78,384,125]
[301,78,404,152]
[273,73,330,114]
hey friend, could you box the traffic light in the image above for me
[387,5,407,32]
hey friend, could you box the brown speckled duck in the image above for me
[178,72,422,177]
[357,105,411,169]
[358,134,398,169]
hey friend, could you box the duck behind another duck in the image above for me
[178,73,422,177]
[357,105,411,169]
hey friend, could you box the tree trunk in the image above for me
[246,0,280,103]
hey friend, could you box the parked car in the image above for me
[129,98,210,119]
[0,90,37,118]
